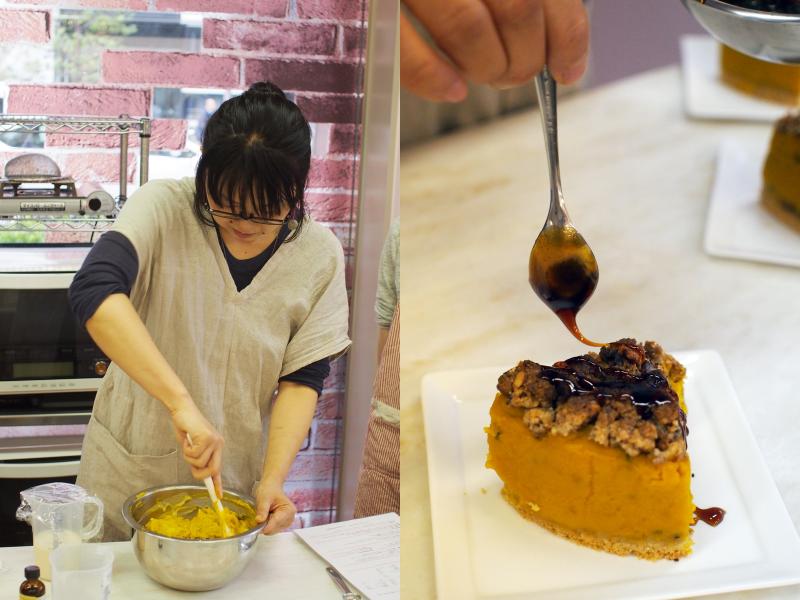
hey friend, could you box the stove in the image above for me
[0,153,116,219]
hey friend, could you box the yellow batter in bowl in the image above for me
[143,493,258,539]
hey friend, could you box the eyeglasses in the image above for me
[204,204,286,226]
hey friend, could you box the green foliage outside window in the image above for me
[54,11,138,83]
[0,222,46,244]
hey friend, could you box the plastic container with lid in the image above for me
[15,482,104,580]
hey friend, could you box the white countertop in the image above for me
[400,65,800,599]
[0,245,90,273]
[0,533,341,599]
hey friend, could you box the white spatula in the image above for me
[186,433,232,537]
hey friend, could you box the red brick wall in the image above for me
[0,0,366,527]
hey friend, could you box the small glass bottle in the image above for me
[19,565,45,599]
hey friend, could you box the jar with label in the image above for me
[19,565,45,599]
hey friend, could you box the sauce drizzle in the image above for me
[693,506,726,527]
[538,355,682,422]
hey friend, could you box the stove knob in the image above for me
[93,360,109,376]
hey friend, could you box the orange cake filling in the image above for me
[485,339,695,560]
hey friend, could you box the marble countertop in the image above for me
[400,65,800,599]
[0,534,341,599]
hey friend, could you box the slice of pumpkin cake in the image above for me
[485,339,695,560]
[761,112,800,234]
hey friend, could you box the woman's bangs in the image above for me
[207,147,290,218]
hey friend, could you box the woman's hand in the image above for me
[170,400,225,494]
[255,479,297,535]
[401,0,590,102]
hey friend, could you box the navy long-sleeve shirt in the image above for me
[68,229,329,394]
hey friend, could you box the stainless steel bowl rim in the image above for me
[122,483,264,543]
[682,0,800,22]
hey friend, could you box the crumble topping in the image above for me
[775,112,800,136]
[497,339,687,462]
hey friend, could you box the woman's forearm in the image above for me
[86,293,192,413]
[261,381,319,485]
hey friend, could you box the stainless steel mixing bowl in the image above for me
[681,0,800,64]
[122,484,263,591]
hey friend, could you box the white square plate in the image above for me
[680,35,797,122]
[704,138,800,268]
[422,351,800,600]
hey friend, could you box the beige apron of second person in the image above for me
[76,177,351,541]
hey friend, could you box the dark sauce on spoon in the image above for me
[529,227,603,347]
[693,506,726,527]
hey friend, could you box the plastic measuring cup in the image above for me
[50,544,113,600]
[16,482,104,579]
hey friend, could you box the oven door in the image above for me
[0,251,98,546]
[0,446,81,547]
[0,271,109,396]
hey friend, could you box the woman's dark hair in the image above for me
[194,81,311,240]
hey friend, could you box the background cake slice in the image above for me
[485,339,695,560]
[761,112,800,233]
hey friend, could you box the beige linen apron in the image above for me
[353,304,400,517]
[76,178,351,540]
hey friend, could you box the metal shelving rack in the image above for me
[0,115,151,235]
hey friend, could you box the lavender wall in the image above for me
[586,0,705,89]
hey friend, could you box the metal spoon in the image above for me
[529,67,603,347]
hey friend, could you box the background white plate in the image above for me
[422,351,800,600]
[704,138,800,268]
[680,35,797,122]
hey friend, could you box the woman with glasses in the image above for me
[68,82,350,541]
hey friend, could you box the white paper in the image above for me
[294,513,399,600]
[680,34,796,122]
[704,138,800,268]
